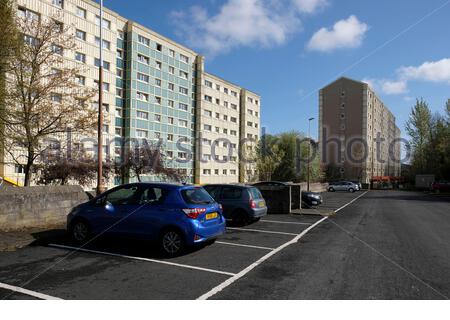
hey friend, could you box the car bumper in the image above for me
[250,207,268,218]
[189,216,227,245]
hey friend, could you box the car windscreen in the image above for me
[181,187,215,205]
[249,187,263,199]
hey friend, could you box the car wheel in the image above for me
[328,187,335,192]
[71,220,90,243]
[160,229,185,257]
[348,188,355,193]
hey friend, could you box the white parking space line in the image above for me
[216,241,275,251]
[226,227,298,236]
[198,191,369,300]
[0,282,62,300]
[48,244,235,277]
[259,219,312,226]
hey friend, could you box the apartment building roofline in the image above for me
[83,0,198,56]
[204,72,260,97]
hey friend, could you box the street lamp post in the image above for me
[307,117,315,192]
[96,0,104,195]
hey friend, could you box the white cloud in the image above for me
[380,80,408,95]
[362,78,408,95]
[307,15,369,52]
[170,0,326,56]
[399,58,450,84]
[292,0,328,13]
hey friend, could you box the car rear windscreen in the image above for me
[249,187,263,199]
[181,188,215,204]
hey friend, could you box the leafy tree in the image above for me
[0,13,97,186]
[405,98,432,173]
[118,140,183,183]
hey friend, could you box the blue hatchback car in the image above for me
[67,183,226,256]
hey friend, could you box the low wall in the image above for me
[299,183,328,193]
[0,185,89,231]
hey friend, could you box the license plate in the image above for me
[206,212,218,220]
[259,201,265,208]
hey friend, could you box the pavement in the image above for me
[0,190,449,300]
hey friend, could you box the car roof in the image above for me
[114,182,192,190]
[203,183,255,189]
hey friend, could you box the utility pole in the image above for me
[96,0,104,195]
[307,117,315,192]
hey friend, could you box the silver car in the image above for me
[328,181,359,193]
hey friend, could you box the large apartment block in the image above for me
[319,77,401,184]
[2,0,261,186]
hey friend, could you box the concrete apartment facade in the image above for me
[2,0,261,186]
[319,77,401,184]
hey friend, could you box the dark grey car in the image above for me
[203,184,267,224]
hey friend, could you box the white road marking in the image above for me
[0,282,62,300]
[48,244,235,277]
[198,191,369,300]
[215,241,275,251]
[226,227,297,236]
[259,219,312,226]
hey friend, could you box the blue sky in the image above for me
[104,0,450,139]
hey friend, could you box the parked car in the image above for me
[203,184,267,224]
[350,180,362,191]
[67,183,226,256]
[302,191,323,208]
[252,181,323,209]
[430,181,450,193]
[328,181,358,193]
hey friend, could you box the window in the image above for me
[167,134,174,141]
[156,43,162,51]
[178,152,187,159]
[116,88,124,98]
[230,117,237,123]
[75,29,86,40]
[115,128,122,136]
[75,75,85,85]
[247,121,253,127]
[169,49,175,57]
[167,151,173,158]
[51,44,63,55]
[204,124,212,131]
[223,115,228,121]
[255,111,259,117]
[115,108,123,117]
[230,130,237,136]
[51,94,62,103]
[95,16,111,29]
[95,37,110,50]
[155,79,162,87]
[223,170,228,175]
[204,95,212,102]
[116,69,123,77]
[137,72,149,83]
[222,187,242,200]
[168,117,174,124]
[178,103,188,111]
[215,98,220,105]
[179,71,188,79]
[215,127,220,133]
[168,100,174,108]
[224,88,229,94]
[136,111,148,120]
[168,83,174,91]
[76,6,86,18]
[155,96,162,105]
[205,80,213,88]
[138,35,150,46]
[248,109,253,115]
[17,7,40,21]
[255,100,259,106]
[95,58,110,70]
[137,54,149,65]
[136,129,148,138]
[231,91,238,97]
[93,81,109,92]
[204,110,212,117]
[118,30,124,40]
[248,97,253,103]
[216,84,221,91]
[230,169,237,175]
[179,119,188,127]
[223,128,228,134]
[155,114,161,122]
[180,54,189,63]
[136,92,149,102]
[156,61,162,70]
[53,20,63,33]
[215,112,220,119]
[231,103,237,110]
[169,66,175,74]
[224,101,229,108]
[75,52,86,63]
[179,87,188,95]
[52,0,64,8]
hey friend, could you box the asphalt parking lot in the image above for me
[0,191,366,300]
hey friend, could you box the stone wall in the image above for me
[0,185,89,231]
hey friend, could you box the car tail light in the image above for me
[182,208,207,219]
[219,204,223,211]
[250,200,257,209]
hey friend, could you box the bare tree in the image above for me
[118,140,183,183]
[0,13,97,186]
